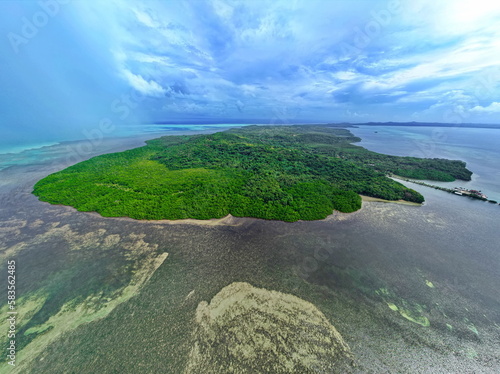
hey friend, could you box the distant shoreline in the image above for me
[4,122,499,157]
[352,122,500,129]
[151,122,500,130]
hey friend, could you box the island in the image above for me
[33,125,472,222]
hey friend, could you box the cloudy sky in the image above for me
[1,0,500,144]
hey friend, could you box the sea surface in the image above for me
[0,124,251,155]
[350,125,500,202]
[0,125,499,373]
[0,124,249,172]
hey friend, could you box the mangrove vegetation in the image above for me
[33,125,473,221]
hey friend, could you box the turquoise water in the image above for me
[350,126,500,202]
[0,124,250,155]
[0,144,66,172]
[112,123,250,137]
[4,124,499,202]
[0,142,60,155]
[0,124,250,172]
[1,125,499,372]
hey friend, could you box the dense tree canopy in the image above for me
[33,125,472,221]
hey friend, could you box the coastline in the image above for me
[2,129,499,373]
[360,195,422,206]
[99,212,246,227]
[349,125,500,203]
[47,196,414,227]
[68,209,358,226]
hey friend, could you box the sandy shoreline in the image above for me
[84,211,249,227]
[360,195,422,206]
[46,195,420,229]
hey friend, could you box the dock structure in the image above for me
[452,187,488,199]
[390,175,499,205]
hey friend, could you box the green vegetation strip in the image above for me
[33,125,472,222]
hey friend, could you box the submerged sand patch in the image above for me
[0,225,167,374]
[185,282,354,374]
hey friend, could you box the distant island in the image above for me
[33,125,472,222]
[352,121,500,129]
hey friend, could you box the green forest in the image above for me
[33,125,472,222]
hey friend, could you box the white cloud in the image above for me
[332,70,359,81]
[122,70,166,97]
[470,102,500,113]
[357,35,500,93]
[423,0,500,36]
[131,53,171,65]
[212,0,234,21]
[65,0,500,123]
[132,9,158,28]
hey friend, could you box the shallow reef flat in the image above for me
[1,136,498,373]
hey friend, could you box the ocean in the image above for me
[0,124,249,172]
[350,125,500,202]
[0,125,498,373]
